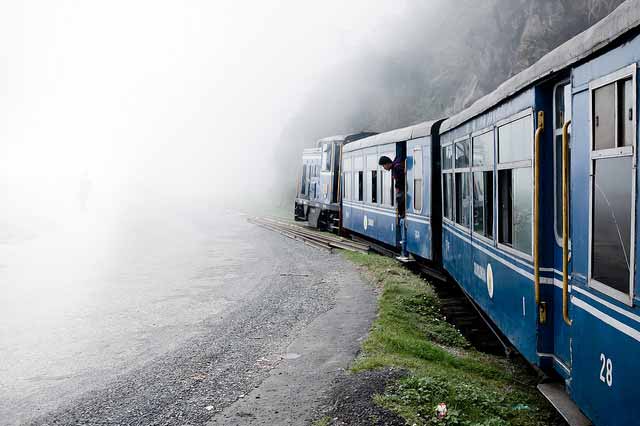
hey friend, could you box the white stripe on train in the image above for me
[442,222,640,338]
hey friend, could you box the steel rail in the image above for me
[250,217,369,253]
[259,217,370,250]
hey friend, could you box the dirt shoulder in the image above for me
[207,252,378,425]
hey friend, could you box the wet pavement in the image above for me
[0,209,376,425]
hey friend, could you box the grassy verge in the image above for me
[344,251,559,426]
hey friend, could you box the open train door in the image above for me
[533,80,587,425]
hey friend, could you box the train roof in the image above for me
[302,147,321,156]
[441,0,640,133]
[343,119,443,153]
[315,132,378,147]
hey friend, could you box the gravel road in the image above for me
[1,211,376,426]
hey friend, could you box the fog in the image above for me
[2,2,628,422]
[1,1,431,237]
[3,5,441,417]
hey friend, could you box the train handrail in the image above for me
[534,111,544,309]
[562,120,572,326]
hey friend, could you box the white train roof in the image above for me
[343,120,442,153]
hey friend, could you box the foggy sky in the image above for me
[1,1,424,230]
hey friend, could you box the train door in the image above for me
[548,81,573,376]
[568,64,639,426]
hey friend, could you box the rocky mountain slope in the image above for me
[273,0,625,203]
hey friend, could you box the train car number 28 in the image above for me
[599,353,613,387]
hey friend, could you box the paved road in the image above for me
[0,209,376,425]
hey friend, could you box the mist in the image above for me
[273,0,624,204]
[1,1,424,239]
[1,1,630,423]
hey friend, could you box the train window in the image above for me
[322,144,332,171]
[443,145,453,169]
[620,78,634,147]
[343,173,350,200]
[455,140,470,168]
[357,171,364,201]
[381,170,390,206]
[443,174,453,220]
[342,172,346,200]
[472,131,494,167]
[454,139,471,228]
[498,168,532,254]
[442,145,454,221]
[301,164,307,195]
[473,172,493,238]
[592,157,632,294]
[554,83,572,244]
[472,130,494,239]
[497,115,533,255]
[592,77,634,150]
[589,67,636,302]
[455,172,471,228]
[343,158,352,201]
[371,170,378,204]
[413,147,423,212]
[593,83,616,150]
[498,116,531,163]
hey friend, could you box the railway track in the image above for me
[250,216,512,356]
[248,216,370,253]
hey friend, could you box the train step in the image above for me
[537,382,592,426]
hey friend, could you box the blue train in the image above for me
[294,2,640,425]
[294,132,376,230]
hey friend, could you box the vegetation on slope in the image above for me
[344,251,562,426]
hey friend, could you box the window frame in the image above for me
[587,64,637,306]
[371,170,378,204]
[413,146,424,213]
[354,154,364,203]
[471,126,496,244]
[342,157,352,201]
[321,143,333,172]
[365,154,377,205]
[495,108,535,261]
[453,136,472,231]
[441,143,455,224]
[553,81,572,248]
[380,150,394,207]
[301,163,308,196]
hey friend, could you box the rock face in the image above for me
[275,0,625,202]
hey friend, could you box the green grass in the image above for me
[343,251,559,426]
[311,416,332,426]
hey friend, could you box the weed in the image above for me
[311,416,332,426]
[343,251,560,426]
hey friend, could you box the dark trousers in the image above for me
[396,190,405,218]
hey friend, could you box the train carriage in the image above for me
[341,128,407,246]
[341,121,443,250]
[294,132,375,229]
[294,147,321,220]
[436,2,640,424]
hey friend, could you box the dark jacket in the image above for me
[391,157,405,191]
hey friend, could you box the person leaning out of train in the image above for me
[379,155,405,217]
